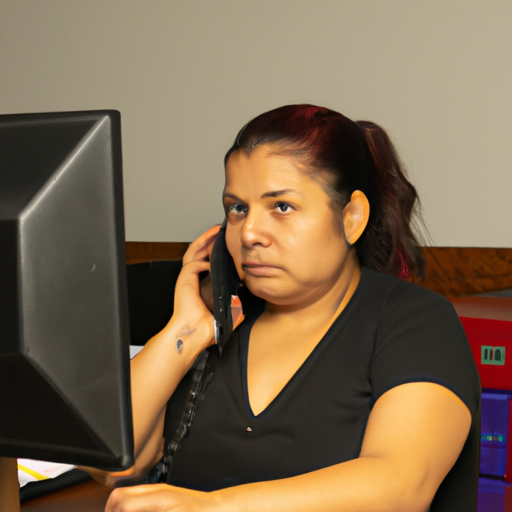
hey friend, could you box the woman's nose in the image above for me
[240,209,270,248]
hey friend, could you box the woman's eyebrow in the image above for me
[262,188,302,198]
[222,192,243,202]
[223,189,302,202]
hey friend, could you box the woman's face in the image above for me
[223,145,356,310]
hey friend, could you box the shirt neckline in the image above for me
[239,268,367,419]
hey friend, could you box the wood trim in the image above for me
[414,247,512,297]
[125,241,189,265]
[126,242,512,297]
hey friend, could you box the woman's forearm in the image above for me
[212,456,431,512]
[130,317,210,465]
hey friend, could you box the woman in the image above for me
[106,105,480,511]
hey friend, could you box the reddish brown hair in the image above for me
[225,104,424,278]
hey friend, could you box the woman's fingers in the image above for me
[182,224,221,266]
[105,483,217,512]
[173,260,211,312]
[79,465,136,488]
[178,259,211,286]
[180,225,223,314]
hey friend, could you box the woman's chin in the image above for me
[244,279,296,307]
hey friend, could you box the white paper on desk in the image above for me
[18,459,75,487]
[130,345,144,358]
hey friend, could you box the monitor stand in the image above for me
[0,457,20,512]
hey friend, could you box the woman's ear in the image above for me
[342,190,370,245]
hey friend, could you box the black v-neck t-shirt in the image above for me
[164,268,480,510]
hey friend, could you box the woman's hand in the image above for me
[176,224,219,316]
[79,465,136,488]
[163,224,221,359]
[105,483,222,512]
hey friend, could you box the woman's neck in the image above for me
[261,256,362,334]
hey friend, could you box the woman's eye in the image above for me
[274,202,292,213]
[228,204,247,215]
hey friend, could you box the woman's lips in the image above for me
[242,262,278,277]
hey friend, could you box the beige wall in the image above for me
[1,0,511,246]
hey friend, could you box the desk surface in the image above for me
[21,480,111,512]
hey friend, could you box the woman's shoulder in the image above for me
[358,267,453,311]
[353,267,464,344]
[357,268,480,417]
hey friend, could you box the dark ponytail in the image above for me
[225,104,425,279]
[355,121,425,278]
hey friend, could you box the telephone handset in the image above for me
[160,220,246,480]
[210,219,244,353]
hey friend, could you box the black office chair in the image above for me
[126,260,182,346]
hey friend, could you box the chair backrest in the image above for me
[126,260,182,345]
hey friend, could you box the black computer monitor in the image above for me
[0,110,134,471]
